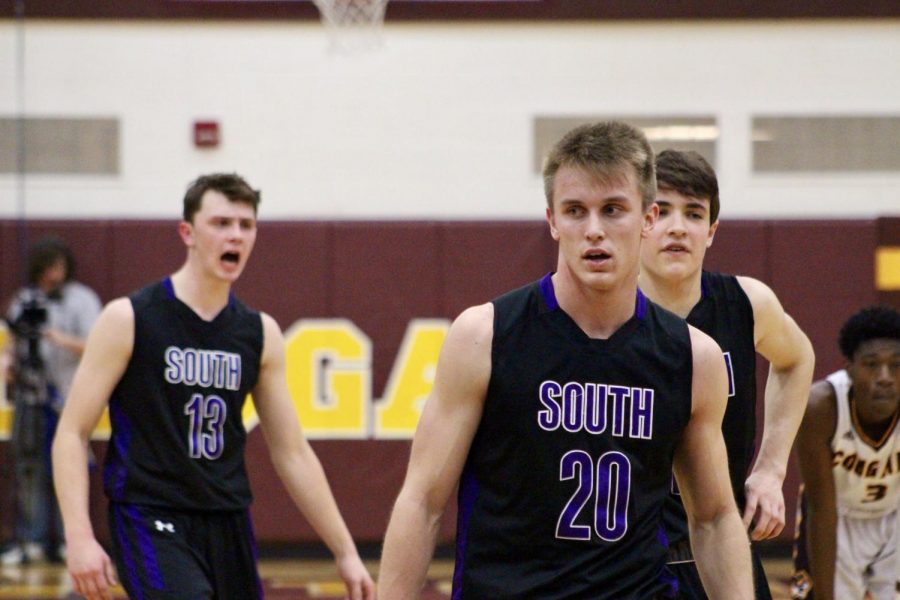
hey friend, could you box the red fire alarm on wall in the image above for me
[193,120,220,148]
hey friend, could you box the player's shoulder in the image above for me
[101,296,135,323]
[735,275,797,337]
[808,378,838,411]
[258,311,281,337]
[450,302,494,346]
[83,297,136,354]
[686,323,724,360]
[802,378,839,437]
[734,275,777,302]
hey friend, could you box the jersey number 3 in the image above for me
[184,394,227,460]
[556,450,631,542]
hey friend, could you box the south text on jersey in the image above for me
[164,346,242,391]
[537,380,654,439]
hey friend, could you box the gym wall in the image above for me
[0,216,895,546]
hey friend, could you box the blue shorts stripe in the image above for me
[126,505,165,591]
[112,505,144,600]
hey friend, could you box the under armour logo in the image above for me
[154,520,175,533]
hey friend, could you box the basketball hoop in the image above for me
[311,0,389,54]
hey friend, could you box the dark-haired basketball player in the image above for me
[638,149,815,599]
[380,122,753,599]
[792,306,900,600]
[52,173,374,600]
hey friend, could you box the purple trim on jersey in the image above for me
[539,272,559,311]
[656,524,679,598]
[162,277,176,299]
[106,404,132,500]
[113,506,144,600]
[245,511,264,599]
[451,469,481,600]
[546,273,647,320]
[127,505,165,590]
[635,287,648,320]
[700,272,711,299]
[656,521,669,548]
[659,568,679,599]
[164,276,235,307]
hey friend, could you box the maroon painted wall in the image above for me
[3,0,897,21]
[0,217,892,549]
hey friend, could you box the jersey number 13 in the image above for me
[184,394,228,460]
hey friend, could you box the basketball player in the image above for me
[379,122,753,599]
[791,306,900,600]
[638,149,815,598]
[52,174,375,600]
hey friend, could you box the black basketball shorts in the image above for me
[108,502,262,599]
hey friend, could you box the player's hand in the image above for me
[67,537,119,600]
[742,470,786,540]
[335,552,376,600]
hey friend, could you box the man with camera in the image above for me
[1,236,101,565]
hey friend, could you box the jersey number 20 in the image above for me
[184,394,227,460]
[556,450,631,542]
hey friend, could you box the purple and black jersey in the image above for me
[103,278,263,512]
[662,271,757,549]
[451,273,693,599]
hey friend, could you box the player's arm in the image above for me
[52,298,134,600]
[738,276,815,539]
[674,326,753,600]
[793,380,838,600]
[379,303,492,599]
[252,313,374,600]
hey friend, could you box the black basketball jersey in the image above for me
[662,271,757,547]
[451,274,694,600]
[103,279,263,511]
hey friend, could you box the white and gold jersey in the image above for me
[829,369,900,519]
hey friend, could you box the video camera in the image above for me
[4,288,49,370]
[8,293,48,339]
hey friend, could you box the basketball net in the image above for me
[311,0,389,54]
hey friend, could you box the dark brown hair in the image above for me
[655,149,720,224]
[183,173,260,223]
[28,236,75,285]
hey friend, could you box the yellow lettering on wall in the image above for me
[92,411,112,439]
[1,318,448,442]
[242,395,259,433]
[0,324,10,440]
[375,319,449,438]
[284,319,371,439]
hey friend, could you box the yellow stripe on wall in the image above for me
[876,246,900,291]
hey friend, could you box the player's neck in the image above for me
[169,266,232,321]
[552,270,637,339]
[638,269,702,319]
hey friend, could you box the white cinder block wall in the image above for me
[0,20,898,220]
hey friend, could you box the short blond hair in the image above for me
[543,121,655,211]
